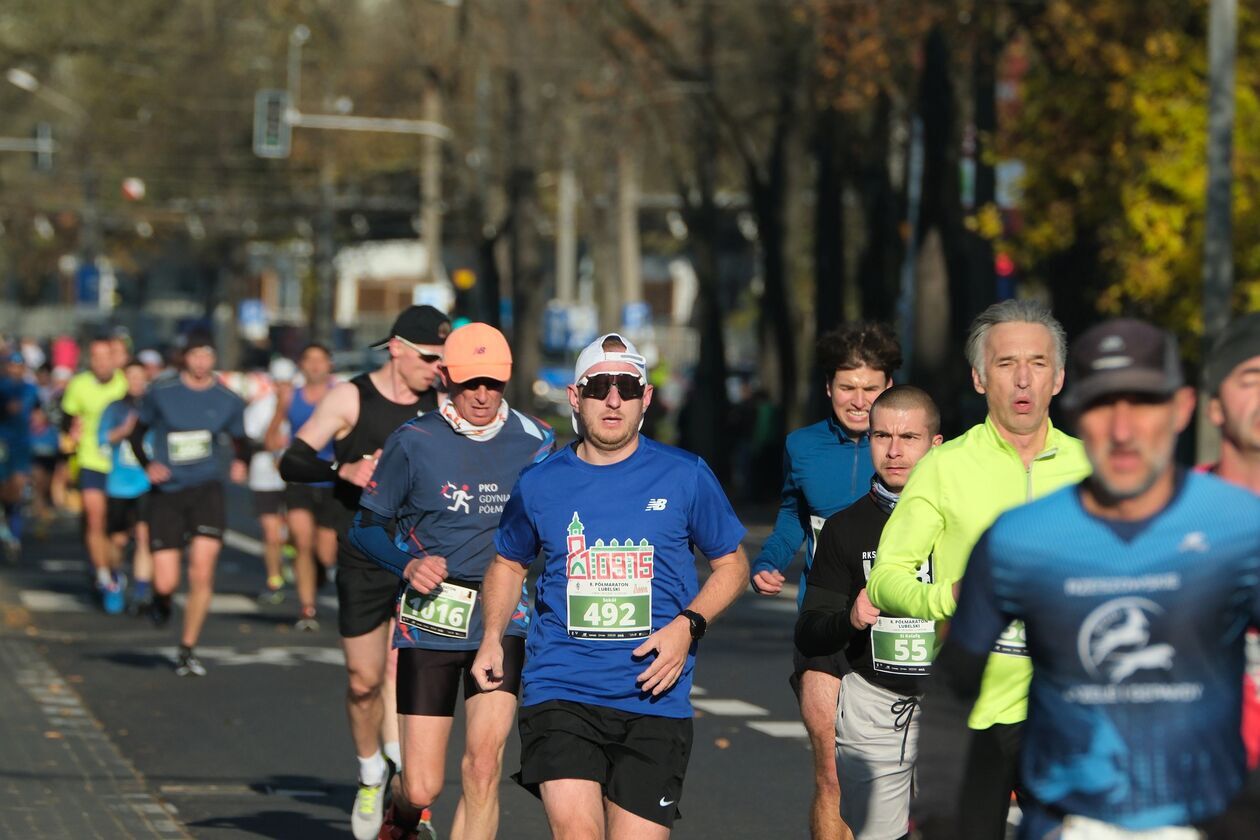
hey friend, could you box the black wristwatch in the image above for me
[679,609,707,641]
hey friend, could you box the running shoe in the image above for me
[375,804,436,840]
[416,809,437,840]
[174,649,207,677]
[352,777,389,840]
[102,582,125,615]
[149,595,173,627]
[295,605,320,633]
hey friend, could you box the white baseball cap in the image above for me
[268,356,298,383]
[573,333,648,383]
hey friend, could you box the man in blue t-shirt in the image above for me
[129,335,248,677]
[98,360,153,614]
[472,333,749,839]
[915,319,1260,839]
[349,323,554,839]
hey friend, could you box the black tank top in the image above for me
[333,372,437,515]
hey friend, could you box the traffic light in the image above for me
[253,89,292,159]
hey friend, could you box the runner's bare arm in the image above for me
[635,546,750,696]
[471,555,529,691]
[294,380,359,452]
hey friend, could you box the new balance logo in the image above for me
[645,498,668,511]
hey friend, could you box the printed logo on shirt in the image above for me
[1177,531,1210,554]
[1067,597,1202,705]
[645,498,668,511]
[564,511,654,639]
[438,480,511,516]
[441,481,472,514]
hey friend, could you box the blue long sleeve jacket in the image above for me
[751,415,873,607]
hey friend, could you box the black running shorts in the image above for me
[516,699,693,828]
[335,548,402,638]
[106,494,149,535]
[789,645,850,698]
[284,484,342,527]
[252,489,285,518]
[396,636,525,717]
[148,482,225,551]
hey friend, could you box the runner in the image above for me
[915,318,1260,839]
[1202,312,1260,778]
[245,357,296,608]
[127,335,248,676]
[98,360,153,615]
[279,305,449,840]
[0,351,40,558]
[471,332,749,839]
[60,337,127,603]
[795,386,942,840]
[29,403,60,538]
[749,321,901,840]
[274,343,339,629]
[866,299,1090,840]
[349,323,555,840]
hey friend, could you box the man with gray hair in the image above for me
[866,299,1091,839]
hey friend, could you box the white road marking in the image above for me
[41,559,88,573]
[152,645,344,667]
[20,590,89,611]
[691,698,769,717]
[746,721,809,739]
[223,529,264,556]
[690,685,708,696]
[752,599,798,614]
[172,593,259,614]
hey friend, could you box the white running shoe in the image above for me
[351,777,388,840]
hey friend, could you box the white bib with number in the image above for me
[119,441,140,467]
[167,429,212,464]
[399,582,477,639]
[993,620,1029,658]
[564,516,655,639]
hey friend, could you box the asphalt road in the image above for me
[0,489,815,839]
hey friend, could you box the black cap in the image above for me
[1204,312,1260,395]
[184,332,215,352]
[369,305,451,349]
[1062,318,1183,412]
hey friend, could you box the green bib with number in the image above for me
[871,617,936,675]
[399,582,477,639]
[167,429,212,464]
[993,620,1029,658]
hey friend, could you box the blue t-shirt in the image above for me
[1,376,40,446]
[496,437,746,718]
[139,377,245,493]
[98,397,151,499]
[951,472,1260,831]
[360,408,556,651]
[287,385,334,488]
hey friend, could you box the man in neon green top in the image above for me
[867,300,1090,840]
[61,337,127,604]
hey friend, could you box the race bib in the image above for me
[564,515,655,639]
[119,441,140,467]
[809,515,826,559]
[398,581,477,639]
[993,620,1029,658]
[871,617,936,675]
[167,430,212,464]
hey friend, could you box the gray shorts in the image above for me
[835,672,920,840]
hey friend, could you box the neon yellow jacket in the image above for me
[867,416,1090,728]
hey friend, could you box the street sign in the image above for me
[253,89,292,159]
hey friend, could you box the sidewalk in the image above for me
[0,547,190,839]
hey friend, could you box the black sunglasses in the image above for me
[578,372,646,401]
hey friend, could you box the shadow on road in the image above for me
[185,809,347,840]
[90,650,172,669]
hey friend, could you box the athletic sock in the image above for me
[358,751,387,787]
[383,741,402,771]
[96,567,113,588]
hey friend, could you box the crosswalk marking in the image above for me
[746,721,809,739]
[691,698,769,716]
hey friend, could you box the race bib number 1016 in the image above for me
[399,582,477,639]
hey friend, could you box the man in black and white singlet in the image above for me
[280,305,449,840]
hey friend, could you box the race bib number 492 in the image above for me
[563,512,655,639]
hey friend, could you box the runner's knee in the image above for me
[346,671,383,704]
[460,748,503,795]
[401,769,443,809]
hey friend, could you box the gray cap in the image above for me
[1204,312,1260,395]
[1062,318,1183,412]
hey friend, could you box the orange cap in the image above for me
[442,323,512,383]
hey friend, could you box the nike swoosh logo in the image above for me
[659,797,676,807]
